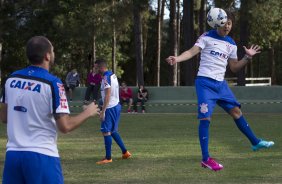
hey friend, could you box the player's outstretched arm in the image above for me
[55,102,100,134]
[166,45,201,65]
[243,44,261,57]
[229,45,261,73]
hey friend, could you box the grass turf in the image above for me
[0,113,281,184]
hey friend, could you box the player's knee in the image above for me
[199,117,211,121]
[229,107,242,119]
[102,132,111,136]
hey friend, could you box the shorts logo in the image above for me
[200,103,208,114]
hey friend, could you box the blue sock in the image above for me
[111,132,127,154]
[199,120,210,161]
[234,116,260,146]
[104,135,112,160]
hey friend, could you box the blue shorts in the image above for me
[2,151,63,184]
[101,104,121,133]
[195,76,241,119]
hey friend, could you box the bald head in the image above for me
[26,36,53,65]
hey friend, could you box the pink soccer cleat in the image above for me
[201,157,224,171]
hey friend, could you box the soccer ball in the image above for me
[207,8,227,28]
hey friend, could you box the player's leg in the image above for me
[218,81,274,151]
[97,109,113,164]
[229,107,274,150]
[97,132,113,164]
[229,107,260,145]
[111,104,131,159]
[133,98,138,112]
[2,151,25,184]
[84,85,92,103]
[128,98,133,112]
[93,85,99,102]
[69,87,73,101]
[22,151,64,184]
[141,99,146,113]
[196,77,216,162]
[195,77,223,171]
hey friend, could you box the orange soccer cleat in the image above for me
[96,158,113,165]
[122,151,132,159]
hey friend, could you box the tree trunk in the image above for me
[237,0,250,86]
[156,0,164,87]
[182,0,196,86]
[176,0,181,86]
[133,1,144,85]
[111,0,116,73]
[199,0,206,34]
[92,2,97,64]
[92,34,96,63]
[270,47,276,85]
[169,0,178,86]
[112,23,116,73]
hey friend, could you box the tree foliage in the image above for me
[1,0,282,86]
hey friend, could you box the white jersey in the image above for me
[1,66,70,157]
[195,29,238,81]
[100,70,120,108]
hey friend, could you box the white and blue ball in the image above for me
[207,8,227,28]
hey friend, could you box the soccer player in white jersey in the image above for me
[96,59,131,164]
[0,36,99,183]
[166,11,274,171]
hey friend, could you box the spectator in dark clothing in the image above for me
[65,69,80,102]
[133,85,148,113]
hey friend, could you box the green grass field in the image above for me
[0,113,281,184]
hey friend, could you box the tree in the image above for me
[249,0,282,85]
[237,0,252,86]
[133,0,145,85]
[156,0,165,86]
[182,0,197,86]
[168,0,178,86]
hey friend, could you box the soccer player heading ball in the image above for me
[166,9,274,171]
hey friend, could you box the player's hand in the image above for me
[83,102,100,117]
[99,110,105,121]
[166,56,177,65]
[243,45,261,57]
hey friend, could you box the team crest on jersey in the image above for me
[10,79,41,93]
[226,44,232,53]
[199,103,208,114]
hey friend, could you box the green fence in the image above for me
[69,86,282,113]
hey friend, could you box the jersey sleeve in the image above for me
[229,45,238,59]
[194,32,208,49]
[103,75,111,89]
[52,78,70,114]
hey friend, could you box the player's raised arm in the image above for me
[166,45,201,65]
[228,45,261,73]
